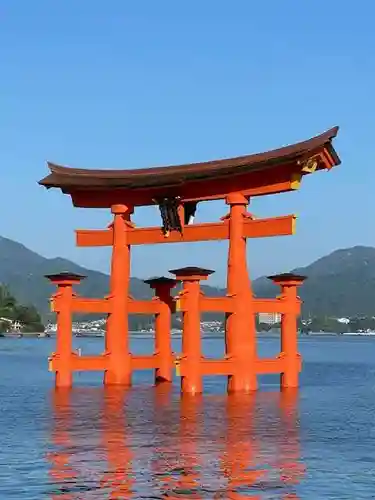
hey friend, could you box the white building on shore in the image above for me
[258,312,281,325]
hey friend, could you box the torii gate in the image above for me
[40,127,340,393]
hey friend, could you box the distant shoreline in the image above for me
[2,331,375,339]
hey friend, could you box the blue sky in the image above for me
[0,0,374,285]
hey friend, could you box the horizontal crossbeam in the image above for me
[76,215,296,247]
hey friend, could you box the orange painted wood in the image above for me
[131,353,175,370]
[243,215,296,238]
[61,297,171,315]
[127,299,161,314]
[76,229,113,247]
[71,298,111,314]
[253,298,300,314]
[255,358,284,374]
[104,205,132,385]
[280,286,302,388]
[164,165,303,203]
[76,215,295,247]
[201,359,233,376]
[183,179,299,202]
[198,297,301,314]
[225,199,258,392]
[68,164,302,208]
[153,285,175,383]
[200,297,234,313]
[53,286,74,388]
[180,280,203,394]
[174,357,289,376]
[174,358,234,377]
[51,354,178,373]
[50,354,108,372]
[131,355,159,370]
[73,355,109,371]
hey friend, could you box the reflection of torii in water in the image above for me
[47,387,305,498]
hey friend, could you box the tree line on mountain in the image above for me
[2,235,375,329]
[0,285,44,333]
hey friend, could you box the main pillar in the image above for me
[144,276,177,384]
[225,193,257,392]
[104,204,133,386]
[170,266,214,395]
[269,273,306,389]
[46,272,85,388]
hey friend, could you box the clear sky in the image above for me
[0,0,374,285]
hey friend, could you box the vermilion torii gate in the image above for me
[40,127,340,393]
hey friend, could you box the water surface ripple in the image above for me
[0,336,374,499]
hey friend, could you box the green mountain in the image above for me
[0,285,44,333]
[253,246,375,317]
[0,236,374,321]
[0,236,224,324]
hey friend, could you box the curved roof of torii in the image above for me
[39,127,340,206]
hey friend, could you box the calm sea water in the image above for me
[0,335,374,499]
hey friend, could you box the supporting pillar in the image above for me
[170,266,214,395]
[46,272,86,388]
[225,193,257,392]
[144,276,177,384]
[269,273,306,389]
[104,204,133,386]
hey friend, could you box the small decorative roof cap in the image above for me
[144,276,178,286]
[267,272,306,284]
[169,266,215,279]
[45,271,86,283]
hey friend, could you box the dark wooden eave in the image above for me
[39,127,340,192]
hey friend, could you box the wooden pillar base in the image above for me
[228,376,257,393]
[104,363,132,386]
[104,372,132,386]
[228,362,258,393]
[281,372,299,389]
[55,371,73,389]
[104,351,132,386]
[154,350,173,384]
[280,354,301,389]
[181,374,203,395]
[155,372,172,385]
[153,329,174,384]
[280,386,299,409]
